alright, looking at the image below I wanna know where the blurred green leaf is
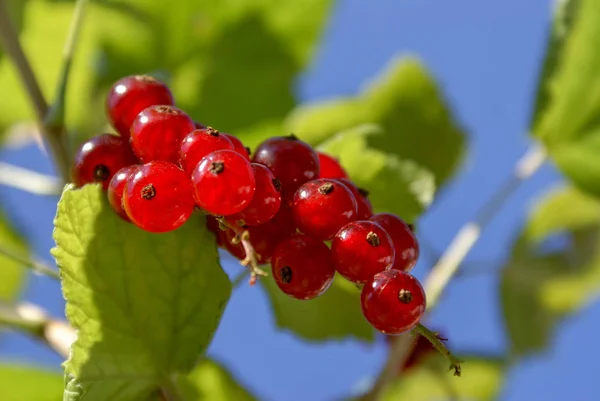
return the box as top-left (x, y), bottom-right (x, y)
top-left (0, 364), bottom-right (62, 401)
top-left (286, 57), bottom-right (466, 186)
top-left (381, 357), bottom-right (503, 401)
top-left (529, 0), bottom-right (600, 196)
top-left (501, 185), bottom-right (600, 357)
top-left (0, 1), bottom-right (123, 140)
top-left (53, 185), bottom-right (231, 401)
top-left (261, 274), bottom-right (374, 342)
top-left (0, 0), bottom-right (335, 146)
top-left (525, 184), bottom-right (600, 241)
top-left (0, 213), bottom-right (28, 301)
top-left (91, 0), bottom-right (336, 140)
top-left (177, 359), bottom-right (257, 401)
top-left (319, 124), bottom-right (435, 221)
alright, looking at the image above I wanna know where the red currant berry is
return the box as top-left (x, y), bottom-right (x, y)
top-left (370, 213), bottom-right (419, 272)
top-left (106, 75), bottom-right (174, 138)
top-left (318, 152), bottom-right (348, 179)
top-left (107, 165), bottom-right (140, 222)
top-left (271, 234), bottom-right (335, 300)
top-left (130, 105), bottom-right (195, 163)
top-left (337, 178), bottom-right (373, 220)
top-left (192, 150), bottom-right (256, 216)
top-left (253, 135), bottom-right (320, 199)
top-left (331, 220), bottom-right (395, 284)
top-left (72, 134), bottom-right (138, 190)
top-left (257, 203), bottom-right (297, 237)
top-left (179, 127), bottom-right (234, 175)
top-left (223, 133), bottom-right (251, 160)
top-left (292, 178), bottom-right (358, 240)
top-left (361, 269), bottom-right (426, 334)
top-left (123, 161), bottom-right (195, 233)
top-left (230, 164), bottom-right (281, 226)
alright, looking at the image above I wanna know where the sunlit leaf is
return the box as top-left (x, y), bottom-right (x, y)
top-left (53, 184), bottom-right (231, 400)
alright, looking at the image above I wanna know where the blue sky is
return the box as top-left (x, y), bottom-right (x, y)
top-left (2, 0), bottom-right (600, 400)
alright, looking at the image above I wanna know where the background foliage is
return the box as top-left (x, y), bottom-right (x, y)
top-left (0, 0), bottom-right (599, 400)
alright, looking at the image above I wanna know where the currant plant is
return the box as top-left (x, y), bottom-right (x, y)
top-left (1, 0), bottom-right (599, 401)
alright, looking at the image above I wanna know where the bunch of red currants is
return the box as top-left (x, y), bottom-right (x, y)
top-left (72, 75), bottom-right (427, 336)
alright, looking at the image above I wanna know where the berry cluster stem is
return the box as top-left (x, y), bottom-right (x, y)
top-left (0, 0), bottom-right (89, 182)
top-left (218, 218), bottom-right (268, 285)
top-left (414, 323), bottom-right (461, 376)
top-left (362, 144), bottom-right (546, 401)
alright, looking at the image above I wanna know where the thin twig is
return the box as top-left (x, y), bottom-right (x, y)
top-left (45, 0), bottom-right (89, 129)
top-left (0, 302), bottom-right (74, 358)
top-left (0, 162), bottom-right (62, 196)
top-left (362, 144), bottom-right (546, 401)
top-left (0, 243), bottom-right (61, 280)
top-left (218, 217), bottom-right (268, 284)
top-left (0, 0), bottom-right (48, 122)
top-left (423, 144), bottom-right (546, 307)
top-left (0, 0), bottom-right (76, 182)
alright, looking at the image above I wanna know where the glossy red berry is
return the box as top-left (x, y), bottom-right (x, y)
top-left (230, 164), bottom-right (281, 226)
top-left (370, 213), bottom-right (419, 272)
top-left (253, 135), bottom-right (320, 199)
top-left (361, 269), bottom-right (426, 334)
top-left (223, 133), bottom-right (251, 160)
top-left (271, 234), bottom-right (335, 300)
top-left (123, 161), bottom-right (195, 233)
top-left (331, 220), bottom-right (395, 284)
top-left (106, 75), bottom-right (174, 137)
top-left (337, 178), bottom-right (373, 220)
top-left (292, 178), bottom-right (358, 240)
top-left (318, 152), bottom-right (348, 179)
top-left (130, 105), bottom-right (195, 163)
top-left (256, 203), bottom-right (297, 237)
top-left (72, 134), bottom-right (138, 190)
top-left (179, 127), bottom-right (234, 175)
top-left (192, 150), bottom-right (256, 216)
top-left (107, 165), bottom-right (140, 222)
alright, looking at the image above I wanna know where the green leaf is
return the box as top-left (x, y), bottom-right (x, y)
top-left (261, 274), bottom-right (374, 342)
top-left (286, 57), bottom-right (466, 186)
top-left (177, 359), bottom-right (257, 401)
top-left (52, 184), bottom-right (231, 401)
top-left (525, 184), bottom-right (600, 241)
top-left (501, 185), bottom-right (600, 357)
top-left (0, 1), bottom-right (120, 139)
top-left (88, 0), bottom-right (335, 142)
top-left (319, 124), bottom-right (435, 221)
top-left (0, 364), bottom-right (63, 401)
top-left (0, 213), bottom-right (28, 301)
top-left (529, 0), bottom-right (600, 196)
top-left (500, 245), bottom-right (568, 357)
top-left (381, 357), bottom-right (503, 401)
